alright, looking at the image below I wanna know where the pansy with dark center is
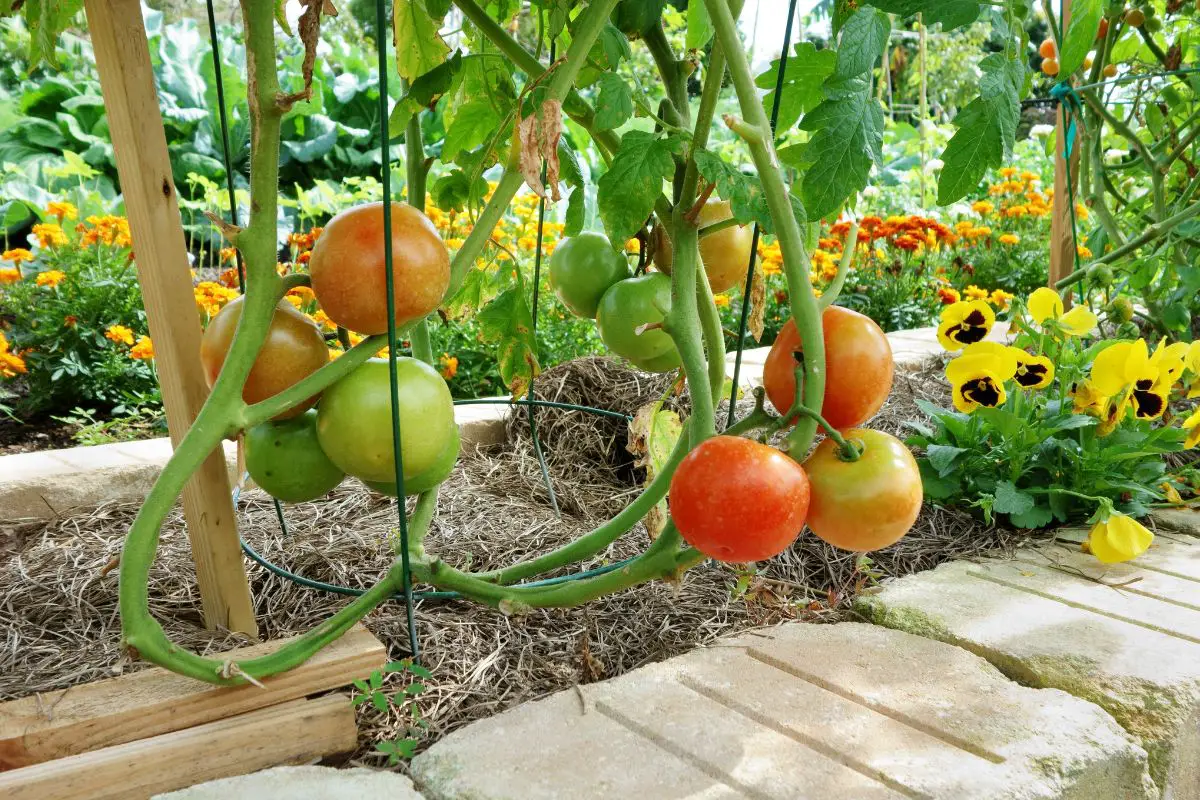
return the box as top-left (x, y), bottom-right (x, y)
top-left (962, 377), bottom-right (1002, 407)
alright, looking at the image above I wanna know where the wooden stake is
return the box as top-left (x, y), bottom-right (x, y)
top-left (1049, 0), bottom-right (1080, 297)
top-left (83, 0), bottom-right (256, 635)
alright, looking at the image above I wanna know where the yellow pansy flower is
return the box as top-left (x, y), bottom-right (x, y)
top-left (1086, 514), bottom-right (1153, 564)
top-left (1027, 287), bottom-right (1097, 337)
top-left (1183, 407), bottom-right (1200, 448)
top-left (1091, 339), bottom-right (1186, 422)
top-left (1012, 350), bottom-right (1055, 390)
top-left (937, 300), bottom-right (995, 351)
top-left (945, 342), bottom-right (1018, 413)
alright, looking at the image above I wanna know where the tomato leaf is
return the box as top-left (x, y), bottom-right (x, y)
top-left (865, 0), bottom-right (982, 31)
top-left (799, 75), bottom-right (884, 219)
top-left (17, 0), bottom-right (83, 70)
top-left (686, 1), bottom-right (714, 50)
top-left (594, 73), bottom-right (634, 132)
top-left (387, 51), bottom-right (463, 138)
top-left (597, 130), bottom-right (682, 246)
top-left (477, 271), bottom-right (541, 399)
top-left (936, 53), bottom-right (1023, 205)
top-left (693, 149), bottom-right (805, 234)
top-left (1058, 0), bottom-right (1102, 77)
top-left (833, 7), bottom-right (890, 80)
top-left (441, 56), bottom-right (516, 166)
top-left (392, 0), bottom-right (449, 82)
top-left (431, 169), bottom-right (488, 212)
top-left (755, 43), bottom-right (837, 135)
top-left (628, 402), bottom-right (683, 540)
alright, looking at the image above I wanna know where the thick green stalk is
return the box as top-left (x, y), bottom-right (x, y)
top-left (644, 23), bottom-right (687, 125)
top-left (406, 96), bottom-right (435, 368)
top-left (696, 269), bottom-right (726, 407)
top-left (703, 0), bottom-right (823, 458)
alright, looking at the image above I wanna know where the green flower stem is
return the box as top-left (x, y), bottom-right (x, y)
top-left (450, 0), bottom-right (620, 158)
top-left (1056, 198), bottom-right (1200, 289)
top-left (723, 386), bottom-right (773, 435)
top-left (667, 221), bottom-right (717, 445)
top-left (475, 420), bottom-right (693, 584)
top-left (703, 0), bottom-right (823, 461)
top-left (444, 0), bottom-right (619, 300)
top-left (280, 272), bottom-right (311, 293)
top-left (818, 221), bottom-right (859, 310)
top-left (118, 0), bottom-right (403, 685)
top-left (644, 23), bottom-right (687, 126)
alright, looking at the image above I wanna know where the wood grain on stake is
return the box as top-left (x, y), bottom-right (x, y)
top-left (1048, 0), bottom-right (1081, 298)
top-left (0, 625), bottom-right (384, 770)
top-left (83, 0), bottom-right (256, 633)
top-left (0, 695), bottom-right (357, 800)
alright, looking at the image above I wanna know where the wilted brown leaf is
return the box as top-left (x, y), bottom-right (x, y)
top-left (627, 401), bottom-right (683, 539)
top-left (516, 100), bottom-right (564, 201)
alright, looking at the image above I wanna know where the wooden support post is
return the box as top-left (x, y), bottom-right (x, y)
top-left (83, 0), bottom-right (257, 635)
top-left (1049, 0), bottom-right (1080, 296)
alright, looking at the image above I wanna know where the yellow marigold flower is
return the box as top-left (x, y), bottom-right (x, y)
top-left (445, 237), bottom-right (465, 250)
top-left (32, 222), bottom-right (68, 248)
top-left (105, 324), bottom-right (135, 346)
top-left (998, 167), bottom-right (1018, 178)
top-left (714, 294), bottom-right (731, 308)
top-left (287, 285), bottom-right (316, 305)
top-left (964, 285), bottom-right (990, 301)
top-left (2, 248), bottom-right (35, 264)
top-left (0, 268), bottom-right (21, 284)
top-left (966, 226), bottom-right (992, 240)
top-left (312, 309), bottom-right (337, 331)
top-left (945, 342), bottom-right (1018, 413)
top-left (1075, 202), bottom-right (1090, 221)
top-left (989, 289), bottom-right (1014, 308)
top-left (1077, 245), bottom-right (1092, 259)
top-left (36, 270), bottom-right (66, 288)
top-left (971, 200), bottom-right (994, 216)
top-left (439, 353), bottom-right (459, 380)
top-left (937, 300), bottom-right (995, 351)
top-left (1027, 287), bottom-right (1096, 337)
top-left (625, 238), bottom-right (641, 253)
top-left (220, 247), bottom-right (238, 263)
top-left (1086, 514), bottom-right (1153, 564)
top-left (129, 335), bottom-right (155, 360)
top-left (517, 236), bottom-right (538, 251)
top-left (1020, 171), bottom-right (1039, 183)
top-left (284, 294), bottom-right (303, 309)
top-left (45, 201), bottom-right (78, 221)
top-left (998, 233), bottom-right (1020, 246)
top-left (0, 331), bottom-right (27, 378)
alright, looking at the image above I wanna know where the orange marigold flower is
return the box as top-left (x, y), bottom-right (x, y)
top-left (439, 353), bottom-right (459, 380)
top-left (990, 289), bottom-right (1014, 308)
top-left (64, 315), bottom-right (78, 328)
top-left (2, 248), bottom-right (35, 264)
top-left (32, 222), bottom-right (68, 248)
top-left (36, 270), bottom-right (66, 288)
top-left (860, 215), bottom-right (883, 229)
top-left (312, 309), bottom-right (337, 331)
top-left (45, 201), bottom-right (78, 221)
top-left (129, 335), bottom-right (155, 360)
top-left (0, 331), bottom-right (27, 378)
top-left (218, 268), bottom-right (240, 288)
top-left (1077, 245), bottom-right (1093, 259)
top-left (1020, 171), bottom-right (1039, 183)
top-left (105, 324), bottom-right (135, 346)
top-left (714, 294), bottom-right (731, 308)
top-left (220, 247), bottom-right (238, 263)
top-left (971, 200), bottom-right (994, 216)
top-left (998, 167), bottom-right (1018, 178)
top-left (0, 268), bottom-right (21, 284)
top-left (937, 287), bottom-right (961, 305)
top-left (999, 233), bottom-right (1020, 246)
top-left (287, 285), bottom-right (316, 305)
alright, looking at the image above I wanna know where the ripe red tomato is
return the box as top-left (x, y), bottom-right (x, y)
top-left (245, 410), bottom-right (344, 502)
top-left (670, 436), bottom-right (810, 563)
top-left (199, 295), bottom-right (328, 419)
top-left (548, 232), bottom-right (631, 318)
top-left (309, 202), bottom-right (449, 335)
top-left (803, 429), bottom-right (922, 552)
top-left (763, 306), bottom-right (894, 429)
top-left (316, 357), bottom-right (456, 484)
top-left (595, 273), bottom-right (681, 372)
top-left (1038, 38), bottom-right (1057, 59)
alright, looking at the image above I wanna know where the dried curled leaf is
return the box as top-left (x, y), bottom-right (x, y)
top-left (627, 401), bottom-right (683, 540)
top-left (748, 264), bottom-right (766, 342)
top-left (297, 0), bottom-right (337, 100)
top-left (516, 99), bottom-right (564, 202)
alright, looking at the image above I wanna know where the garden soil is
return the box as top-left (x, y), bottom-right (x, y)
top-left (0, 357), bottom-right (1033, 769)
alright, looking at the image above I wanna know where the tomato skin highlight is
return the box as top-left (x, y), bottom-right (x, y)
top-left (199, 295), bottom-right (329, 420)
top-left (670, 436), bottom-right (810, 563)
top-left (548, 232), bottom-right (632, 319)
top-left (316, 357), bottom-right (456, 484)
top-left (803, 429), bottom-right (922, 552)
top-left (309, 202), bottom-right (449, 335)
top-left (763, 306), bottom-right (894, 429)
top-left (596, 273), bottom-right (682, 372)
top-left (245, 410), bottom-right (345, 503)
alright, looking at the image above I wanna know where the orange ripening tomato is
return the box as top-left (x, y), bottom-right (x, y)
top-left (1041, 58), bottom-right (1060, 76)
top-left (803, 429), bottom-right (922, 552)
top-left (309, 202), bottom-right (449, 335)
top-left (1038, 38), bottom-right (1057, 59)
top-left (763, 306), bottom-right (894, 429)
top-left (670, 436), bottom-right (810, 563)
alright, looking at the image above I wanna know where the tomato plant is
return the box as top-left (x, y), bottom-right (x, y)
top-left (656, 200), bottom-right (755, 294)
top-left (309, 202), bottom-right (450, 335)
top-left (763, 306), bottom-right (894, 429)
top-left (199, 296), bottom-right (328, 420)
top-left (669, 436), bottom-right (810, 563)
top-left (245, 410), bottom-right (344, 503)
top-left (548, 232), bottom-right (631, 319)
top-left (596, 273), bottom-right (681, 372)
top-left (317, 358), bottom-right (457, 485)
top-left (803, 430), bottom-right (922, 552)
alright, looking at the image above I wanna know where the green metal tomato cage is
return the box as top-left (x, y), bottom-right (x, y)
top-left (201, 0), bottom-right (792, 660)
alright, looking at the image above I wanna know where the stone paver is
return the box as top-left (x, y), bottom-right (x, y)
top-left (411, 622), bottom-right (1155, 799)
top-left (856, 529), bottom-right (1200, 797)
top-left (153, 765), bottom-right (424, 799)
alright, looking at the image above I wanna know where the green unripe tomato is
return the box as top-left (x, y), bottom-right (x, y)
top-left (1144, 16), bottom-right (1162, 32)
top-left (611, 0), bottom-right (667, 38)
top-left (1089, 264), bottom-right (1114, 286)
top-left (1107, 296), bottom-right (1134, 323)
top-left (548, 232), bottom-right (632, 319)
top-left (366, 425), bottom-right (460, 497)
top-left (596, 273), bottom-right (682, 373)
top-left (317, 357), bottom-right (456, 484)
top-left (245, 410), bottom-right (344, 503)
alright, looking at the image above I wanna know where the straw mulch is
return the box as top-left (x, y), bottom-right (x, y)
top-left (0, 356), bottom-right (1032, 767)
